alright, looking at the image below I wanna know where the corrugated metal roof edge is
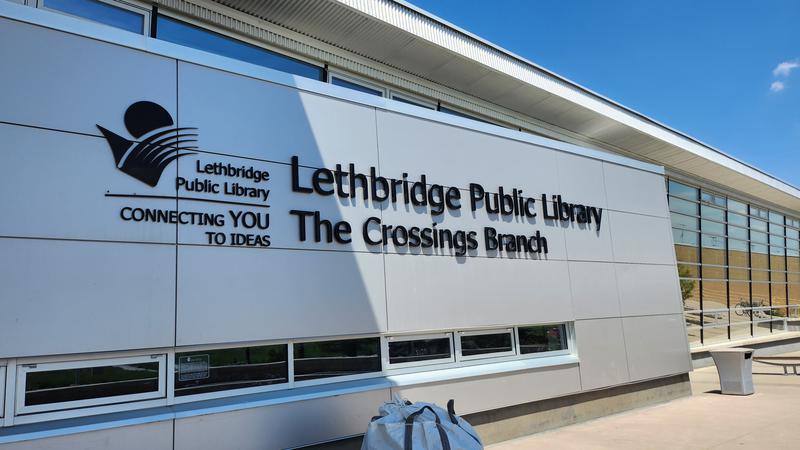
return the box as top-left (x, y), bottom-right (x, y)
top-left (387, 0), bottom-right (800, 193)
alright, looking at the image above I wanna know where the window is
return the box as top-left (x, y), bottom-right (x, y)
top-left (728, 199), bottom-right (748, 215)
top-left (42, 0), bottom-right (146, 34)
top-left (386, 333), bottom-right (454, 368)
top-left (329, 74), bottom-right (385, 96)
top-left (16, 355), bottom-right (165, 415)
top-left (390, 93), bottom-right (436, 110)
top-left (669, 197), bottom-right (697, 216)
top-left (701, 191), bottom-right (726, 208)
top-left (728, 212), bottom-right (748, 227)
top-left (517, 324), bottom-right (568, 355)
top-left (671, 213), bottom-right (698, 230)
top-left (668, 181), bottom-right (698, 200)
top-left (156, 16), bottom-right (324, 80)
top-left (175, 344), bottom-right (288, 397)
top-left (458, 329), bottom-right (515, 360)
top-left (700, 205), bottom-right (725, 222)
top-left (439, 105), bottom-right (495, 125)
top-left (293, 337), bottom-right (381, 382)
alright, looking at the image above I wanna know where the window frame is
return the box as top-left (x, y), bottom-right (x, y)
top-left (38, 0), bottom-right (151, 36)
top-left (515, 323), bottom-right (572, 359)
top-left (383, 332), bottom-right (455, 370)
top-left (15, 354), bottom-right (166, 417)
top-left (456, 328), bottom-right (517, 361)
top-left (171, 341), bottom-right (291, 404)
top-left (327, 71), bottom-right (387, 97)
top-left (291, 334), bottom-right (385, 388)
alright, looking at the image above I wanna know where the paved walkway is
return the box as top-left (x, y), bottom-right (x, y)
top-left (491, 352), bottom-right (800, 450)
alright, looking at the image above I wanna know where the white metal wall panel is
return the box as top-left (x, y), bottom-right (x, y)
top-left (0, 421), bottom-right (173, 450)
top-left (0, 238), bottom-right (176, 358)
top-left (567, 262), bottom-right (620, 320)
top-left (173, 389), bottom-right (390, 450)
top-left (390, 364), bottom-right (581, 415)
top-left (622, 314), bottom-right (692, 382)
top-left (573, 318), bottom-right (630, 390)
top-left (0, 17), bottom-right (175, 136)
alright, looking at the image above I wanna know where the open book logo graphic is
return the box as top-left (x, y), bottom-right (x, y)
top-left (97, 101), bottom-right (197, 187)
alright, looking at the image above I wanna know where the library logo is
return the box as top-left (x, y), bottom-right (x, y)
top-left (97, 101), bottom-right (198, 187)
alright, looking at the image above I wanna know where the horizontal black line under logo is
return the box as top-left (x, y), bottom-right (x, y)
top-left (105, 193), bottom-right (270, 209)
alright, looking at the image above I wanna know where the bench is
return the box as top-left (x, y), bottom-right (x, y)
top-left (753, 357), bottom-right (800, 375)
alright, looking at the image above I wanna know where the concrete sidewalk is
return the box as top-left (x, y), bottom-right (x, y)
top-left (491, 352), bottom-right (800, 450)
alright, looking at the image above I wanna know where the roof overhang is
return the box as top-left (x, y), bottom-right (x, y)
top-left (214, 0), bottom-right (800, 211)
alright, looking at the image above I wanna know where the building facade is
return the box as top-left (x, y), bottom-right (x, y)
top-left (0, 1), bottom-right (797, 449)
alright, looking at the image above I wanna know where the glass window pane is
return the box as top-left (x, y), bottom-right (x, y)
top-left (25, 362), bottom-right (159, 406)
top-left (728, 239), bottom-right (749, 267)
top-left (680, 278), bottom-right (700, 311)
top-left (388, 337), bottom-right (452, 365)
top-left (293, 338), bottom-right (381, 381)
top-left (729, 267), bottom-right (749, 280)
top-left (751, 218), bottom-right (768, 231)
top-left (751, 207), bottom-right (769, 219)
top-left (788, 239), bottom-right (800, 250)
top-left (668, 181), bottom-right (698, 200)
top-left (702, 280), bottom-right (727, 310)
top-left (769, 223), bottom-right (785, 236)
top-left (460, 332), bottom-right (513, 357)
top-left (728, 199), bottom-right (748, 214)
top-left (789, 253), bottom-right (800, 272)
top-left (751, 231), bottom-right (768, 244)
top-left (787, 229), bottom-right (799, 240)
top-left (331, 76), bottom-right (384, 96)
top-left (518, 325), bottom-right (567, 354)
top-left (391, 95), bottom-right (435, 109)
top-left (773, 283), bottom-right (788, 306)
top-left (702, 235), bottom-right (726, 265)
top-left (156, 16), bottom-right (323, 80)
top-left (770, 235), bottom-right (786, 247)
top-left (702, 266), bottom-right (726, 280)
top-left (671, 213), bottom-right (699, 230)
top-left (701, 219), bottom-right (725, 236)
top-left (673, 229), bottom-right (699, 262)
top-left (438, 106), bottom-right (494, 124)
top-left (175, 345), bottom-right (287, 396)
top-left (772, 272), bottom-right (787, 283)
top-left (752, 270), bottom-right (770, 282)
top-left (44, 0), bottom-right (143, 34)
top-left (677, 263), bottom-right (699, 278)
top-left (701, 191), bottom-right (726, 207)
top-left (728, 212), bottom-right (748, 227)
top-left (752, 283), bottom-right (770, 308)
top-left (769, 211), bottom-right (785, 224)
top-left (701, 205), bottom-right (725, 222)
top-left (728, 226), bottom-right (747, 240)
top-left (669, 197), bottom-right (697, 215)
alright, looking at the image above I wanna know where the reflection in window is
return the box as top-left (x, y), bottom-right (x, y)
top-left (669, 197), bottom-right (697, 215)
top-left (294, 338), bottom-right (381, 381)
top-left (156, 16), bottom-right (324, 80)
top-left (330, 76), bottom-right (384, 96)
top-left (668, 181), bottom-right (698, 200)
top-left (24, 361), bottom-right (159, 407)
top-left (388, 336), bottom-right (452, 365)
top-left (518, 325), bottom-right (567, 354)
top-left (439, 106), bottom-right (494, 125)
top-left (460, 331), bottom-right (514, 357)
top-left (43, 0), bottom-right (144, 34)
top-left (175, 345), bottom-right (288, 396)
top-left (391, 95), bottom-right (436, 109)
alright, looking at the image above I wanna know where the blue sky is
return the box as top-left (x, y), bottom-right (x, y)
top-left (410, 0), bottom-right (800, 186)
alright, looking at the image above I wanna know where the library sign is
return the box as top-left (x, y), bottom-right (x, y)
top-left (98, 101), bottom-right (603, 256)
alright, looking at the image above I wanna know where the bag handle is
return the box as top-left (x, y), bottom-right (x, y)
top-left (403, 406), bottom-right (451, 450)
top-left (446, 399), bottom-right (482, 446)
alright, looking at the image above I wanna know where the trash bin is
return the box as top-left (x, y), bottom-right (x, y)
top-left (710, 348), bottom-right (754, 395)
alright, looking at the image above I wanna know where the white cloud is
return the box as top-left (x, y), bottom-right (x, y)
top-left (770, 81), bottom-right (785, 92)
top-left (773, 60), bottom-right (799, 77)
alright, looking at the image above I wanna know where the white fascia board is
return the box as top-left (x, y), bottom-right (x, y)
top-left (339, 0), bottom-right (800, 199)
